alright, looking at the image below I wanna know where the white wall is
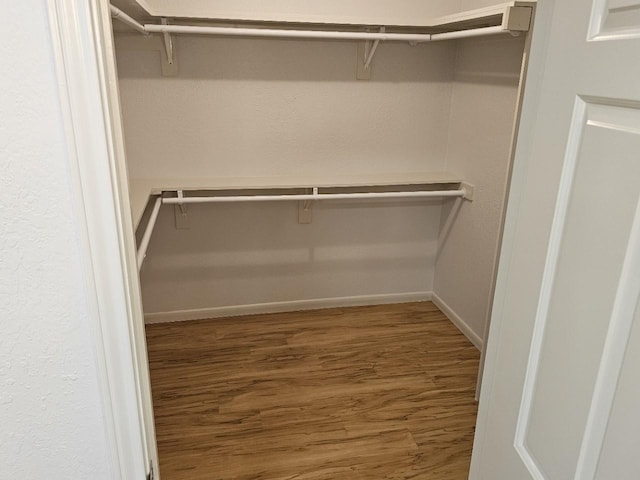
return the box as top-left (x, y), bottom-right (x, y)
top-left (0, 2), bottom-right (112, 479)
top-left (116, 36), bottom-right (457, 316)
top-left (118, 36), bottom-right (455, 179)
top-left (433, 35), bottom-right (525, 344)
top-left (142, 201), bottom-right (442, 316)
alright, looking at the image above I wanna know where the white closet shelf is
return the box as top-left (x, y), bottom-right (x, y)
top-left (111, 2), bottom-right (534, 41)
top-left (112, 1), bottom-right (534, 32)
top-left (130, 172), bottom-right (466, 229)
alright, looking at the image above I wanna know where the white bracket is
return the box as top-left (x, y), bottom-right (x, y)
top-left (298, 187), bottom-right (317, 224)
top-left (502, 6), bottom-right (533, 33)
top-left (176, 190), bottom-right (186, 213)
top-left (161, 18), bottom-right (174, 64)
top-left (461, 182), bottom-right (475, 201)
top-left (174, 190), bottom-right (189, 229)
top-left (356, 27), bottom-right (384, 80)
top-left (364, 27), bottom-right (384, 70)
top-left (298, 200), bottom-right (313, 224)
top-left (159, 18), bottom-right (178, 76)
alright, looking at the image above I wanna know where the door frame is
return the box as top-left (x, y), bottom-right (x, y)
top-left (47, 0), bottom-right (157, 478)
top-left (46, 0), bottom-right (560, 478)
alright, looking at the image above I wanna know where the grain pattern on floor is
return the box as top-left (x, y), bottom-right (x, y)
top-left (146, 302), bottom-right (480, 480)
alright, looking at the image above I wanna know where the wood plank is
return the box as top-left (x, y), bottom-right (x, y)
top-left (146, 302), bottom-right (480, 479)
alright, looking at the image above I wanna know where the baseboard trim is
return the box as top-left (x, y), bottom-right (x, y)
top-left (145, 292), bottom-right (433, 324)
top-left (431, 292), bottom-right (483, 350)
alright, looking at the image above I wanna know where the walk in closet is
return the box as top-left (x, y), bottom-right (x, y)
top-left (109, 1), bottom-right (536, 478)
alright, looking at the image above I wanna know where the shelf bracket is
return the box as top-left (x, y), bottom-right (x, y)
top-left (461, 182), bottom-right (475, 201)
top-left (364, 27), bottom-right (384, 70)
top-left (298, 200), bottom-right (313, 224)
top-left (176, 190), bottom-right (187, 214)
top-left (356, 27), bottom-right (384, 81)
top-left (174, 190), bottom-right (189, 229)
top-left (298, 187), bottom-right (317, 224)
top-left (502, 6), bottom-right (533, 33)
top-left (161, 18), bottom-right (175, 65)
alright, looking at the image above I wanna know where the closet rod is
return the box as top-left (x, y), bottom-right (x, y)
top-left (137, 196), bottom-right (162, 272)
top-left (162, 189), bottom-right (468, 205)
top-left (110, 5), bottom-right (510, 42)
top-left (109, 5), bottom-right (147, 34)
top-left (143, 24), bottom-right (507, 42)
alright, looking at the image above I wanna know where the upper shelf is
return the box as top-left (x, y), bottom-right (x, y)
top-left (111, 1), bottom-right (533, 75)
top-left (111, 1), bottom-right (534, 34)
top-left (129, 172), bottom-right (464, 229)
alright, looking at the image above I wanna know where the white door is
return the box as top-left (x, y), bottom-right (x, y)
top-left (470, 0), bottom-right (640, 478)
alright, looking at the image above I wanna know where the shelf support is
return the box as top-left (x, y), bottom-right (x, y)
top-left (364, 27), bottom-right (384, 70)
top-left (161, 18), bottom-right (175, 65)
top-left (502, 5), bottom-right (533, 32)
top-left (461, 182), bottom-right (475, 201)
top-left (176, 190), bottom-right (187, 213)
top-left (298, 187), bottom-right (317, 224)
top-left (174, 190), bottom-right (189, 229)
top-left (137, 196), bottom-right (162, 272)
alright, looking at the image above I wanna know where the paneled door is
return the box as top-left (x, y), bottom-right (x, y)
top-left (470, 0), bottom-right (640, 478)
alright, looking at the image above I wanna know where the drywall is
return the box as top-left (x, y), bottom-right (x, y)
top-left (0, 2), bottom-right (112, 479)
top-left (141, 200), bottom-right (441, 316)
top-left (433, 35), bottom-right (526, 343)
top-left (115, 35), bottom-right (457, 316)
top-left (118, 36), bottom-right (455, 179)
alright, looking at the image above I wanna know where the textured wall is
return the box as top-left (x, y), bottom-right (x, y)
top-left (117, 37), bottom-right (456, 180)
top-left (116, 36), bottom-right (456, 316)
top-left (434, 35), bottom-right (526, 343)
top-left (0, 2), bottom-right (112, 478)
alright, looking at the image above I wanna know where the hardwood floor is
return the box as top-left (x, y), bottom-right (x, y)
top-left (146, 302), bottom-right (480, 480)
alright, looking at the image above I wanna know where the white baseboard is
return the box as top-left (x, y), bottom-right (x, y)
top-left (431, 292), bottom-right (483, 350)
top-left (145, 291), bottom-right (433, 324)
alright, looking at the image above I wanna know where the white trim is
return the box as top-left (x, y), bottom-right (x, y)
top-left (431, 292), bottom-right (483, 350)
top-left (145, 292), bottom-right (433, 323)
top-left (46, 1), bottom-right (154, 478)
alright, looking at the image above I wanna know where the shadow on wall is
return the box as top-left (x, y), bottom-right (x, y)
top-left (453, 35), bottom-right (526, 86)
top-left (115, 34), bottom-right (525, 85)
top-left (115, 34), bottom-right (458, 82)
top-left (139, 200), bottom-right (444, 311)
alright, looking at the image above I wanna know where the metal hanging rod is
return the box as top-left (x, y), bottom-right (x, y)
top-left (162, 187), bottom-right (471, 205)
top-left (110, 5), bottom-right (511, 43)
top-left (110, 5), bottom-right (147, 34)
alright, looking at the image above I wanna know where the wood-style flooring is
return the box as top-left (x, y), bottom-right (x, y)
top-left (146, 302), bottom-right (480, 480)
